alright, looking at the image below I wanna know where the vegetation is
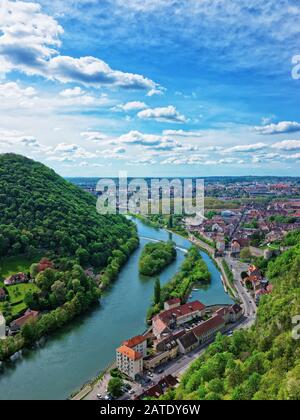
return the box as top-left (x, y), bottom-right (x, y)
top-left (0, 264), bottom-right (101, 360)
top-left (167, 237), bottom-right (300, 400)
top-left (0, 154), bottom-right (139, 358)
top-left (147, 246), bottom-right (210, 320)
top-left (139, 241), bottom-right (177, 276)
top-left (0, 154), bottom-right (137, 267)
top-left (108, 377), bottom-right (124, 398)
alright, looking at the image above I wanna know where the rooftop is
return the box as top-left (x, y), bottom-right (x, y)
top-left (116, 345), bottom-right (142, 361)
top-left (123, 335), bottom-right (147, 348)
top-left (192, 315), bottom-right (225, 338)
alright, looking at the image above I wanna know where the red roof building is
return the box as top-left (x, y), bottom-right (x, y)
top-left (153, 300), bottom-right (206, 339)
top-left (10, 309), bottom-right (39, 332)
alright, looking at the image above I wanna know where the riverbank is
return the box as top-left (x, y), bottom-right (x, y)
top-left (0, 219), bottom-right (233, 400)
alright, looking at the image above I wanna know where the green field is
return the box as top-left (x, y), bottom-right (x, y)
top-left (0, 253), bottom-right (43, 284)
top-left (0, 253), bottom-right (42, 319)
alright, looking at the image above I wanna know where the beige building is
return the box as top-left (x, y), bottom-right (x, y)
top-left (0, 312), bottom-right (6, 340)
top-left (122, 335), bottom-right (147, 357)
top-left (153, 300), bottom-right (206, 339)
top-left (116, 345), bottom-right (143, 379)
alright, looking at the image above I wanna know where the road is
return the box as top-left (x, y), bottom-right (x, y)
top-left (224, 254), bottom-right (257, 327)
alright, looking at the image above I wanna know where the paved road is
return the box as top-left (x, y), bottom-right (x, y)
top-left (224, 254), bottom-right (256, 327)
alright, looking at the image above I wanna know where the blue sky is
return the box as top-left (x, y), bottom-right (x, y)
top-left (1, 0), bottom-right (300, 176)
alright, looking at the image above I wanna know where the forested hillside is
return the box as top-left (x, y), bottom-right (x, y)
top-left (0, 154), bottom-right (137, 268)
top-left (165, 240), bottom-right (300, 400)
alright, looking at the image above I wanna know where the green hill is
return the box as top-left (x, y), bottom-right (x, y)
top-left (0, 153), bottom-right (137, 267)
top-left (165, 240), bottom-right (300, 400)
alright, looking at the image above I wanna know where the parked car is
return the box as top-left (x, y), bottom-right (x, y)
top-left (128, 389), bottom-right (135, 395)
top-left (96, 394), bottom-right (102, 400)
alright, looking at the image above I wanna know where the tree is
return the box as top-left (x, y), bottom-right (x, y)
top-left (30, 263), bottom-right (39, 279)
top-left (240, 247), bottom-right (252, 261)
top-left (107, 377), bottom-right (124, 398)
top-left (51, 280), bottom-right (67, 305)
top-left (154, 278), bottom-right (161, 305)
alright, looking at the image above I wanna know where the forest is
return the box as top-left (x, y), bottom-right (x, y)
top-left (0, 154), bottom-right (139, 359)
top-left (139, 241), bottom-right (177, 276)
top-left (162, 237), bottom-right (300, 400)
top-left (0, 154), bottom-right (137, 266)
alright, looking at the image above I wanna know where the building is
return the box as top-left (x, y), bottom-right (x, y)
top-left (228, 304), bottom-right (243, 322)
top-left (137, 375), bottom-right (178, 400)
top-left (4, 273), bottom-right (28, 286)
top-left (0, 313), bottom-right (6, 339)
top-left (122, 335), bottom-right (148, 357)
top-left (177, 331), bottom-right (198, 354)
top-left (10, 309), bottom-right (39, 334)
top-left (153, 300), bottom-right (206, 339)
top-left (116, 345), bottom-right (143, 380)
top-left (0, 288), bottom-right (6, 301)
top-left (192, 314), bottom-right (225, 345)
top-left (164, 298), bottom-right (181, 311)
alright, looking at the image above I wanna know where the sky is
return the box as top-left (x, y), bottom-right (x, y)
top-left (1, 0), bottom-right (300, 177)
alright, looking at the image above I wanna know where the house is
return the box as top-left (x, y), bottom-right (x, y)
top-left (4, 272), bottom-right (28, 286)
top-left (153, 300), bottom-right (206, 339)
top-left (229, 304), bottom-right (243, 322)
top-left (0, 313), bottom-right (6, 340)
top-left (144, 338), bottom-right (179, 370)
top-left (116, 345), bottom-right (143, 380)
top-left (10, 309), bottom-right (39, 333)
top-left (0, 288), bottom-right (6, 301)
top-left (231, 240), bottom-right (241, 256)
top-left (137, 375), bottom-right (178, 400)
top-left (164, 298), bottom-right (181, 311)
top-left (122, 335), bottom-right (148, 358)
top-left (192, 314), bottom-right (225, 345)
top-left (177, 331), bottom-right (198, 354)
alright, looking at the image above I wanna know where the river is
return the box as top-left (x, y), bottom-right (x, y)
top-left (0, 219), bottom-right (233, 400)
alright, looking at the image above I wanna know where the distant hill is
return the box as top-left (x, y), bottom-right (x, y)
top-left (0, 154), bottom-right (137, 268)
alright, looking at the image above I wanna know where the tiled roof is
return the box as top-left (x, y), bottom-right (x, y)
top-left (192, 315), bottom-right (224, 338)
top-left (178, 331), bottom-right (198, 349)
top-left (157, 300), bottom-right (205, 325)
top-left (10, 310), bottom-right (39, 329)
top-left (123, 335), bottom-right (147, 348)
top-left (166, 298), bottom-right (181, 306)
top-left (116, 345), bottom-right (142, 361)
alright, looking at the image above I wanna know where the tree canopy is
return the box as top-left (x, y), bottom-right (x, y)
top-left (139, 241), bottom-right (177, 276)
top-left (171, 235), bottom-right (300, 400)
top-left (0, 154), bottom-right (137, 268)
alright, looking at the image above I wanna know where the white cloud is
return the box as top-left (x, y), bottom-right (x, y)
top-left (137, 106), bottom-right (187, 123)
top-left (113, 101), bottom-right (147, 112)
top-left (223, 143), bottom-right (267, 153)
top-left (162, 129), bottom-right (203, 137)
top-left (59, 87), bottom-right (85, 97)
top-left (254, 121), bottom-right (300, 135)
top-left (271, 140), bottom-right (300, 151)
top-left (0, 129), bottom-right (40, 147)
top-left (146, 88), bottom-right (164, 97)
top-left (81, 131), bottom-right (108, 142)
top-left (0, 0), bottom-right (160, 92)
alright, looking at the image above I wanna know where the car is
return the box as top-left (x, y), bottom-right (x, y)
top-left (128, 389), bottom-right (135, 395)
top-left (96, 394), bottom-right (102, 400)
top-left (158, 369), bottom-right (164, 374)
top-left (104, 395), bottom-right (111, 400)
